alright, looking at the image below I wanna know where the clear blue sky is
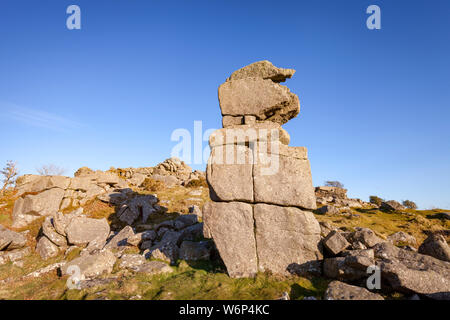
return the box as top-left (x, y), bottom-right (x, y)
top-left (0, 0), bottom-right (449, 209)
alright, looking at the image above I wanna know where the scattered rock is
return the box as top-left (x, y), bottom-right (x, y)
top-left (0, 225), bottom-right (27, 251)
top-left (418, 234), bottom-right (450, 262)
top-left (105, 226), bottom-right (135, 249)
top-left (387, 231), bottom-right (417, 247)
top-left (324, 249), bottom-right (374, 281)
top-left (324, 281), bottom-right (384, 300)
top-left (66, 217), bottom-right (110, 247)
top-left (36, 236), bottom-right (60, 260)
top-left (61, 249), bottom-right (116, 279)
top-left (179, 241), bottom-right (211, 261)
top-left (0, 247), bottom-right (31, 265)
top-left (119, 254), bottom-right (146, 269)
top-left (323, 230), bottom-right (350, 255)
top-left (351, 228), bottom-right (384, 248)
top-left (317, 205), bottom-right (340, 215)
top-left (132, 261), bottom-right (173, 275)
top-left (380, 200), bottom-right (405, 212)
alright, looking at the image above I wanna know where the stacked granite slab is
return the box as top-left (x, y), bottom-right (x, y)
top-left (204, 61), bottom-right (322, 278)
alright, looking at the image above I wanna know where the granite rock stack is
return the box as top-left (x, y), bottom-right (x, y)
top-left (204, 60), bottom-right (322, 278)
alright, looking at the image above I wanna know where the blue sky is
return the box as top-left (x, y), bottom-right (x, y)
top-left (0, 0), bottom-right (449, 209)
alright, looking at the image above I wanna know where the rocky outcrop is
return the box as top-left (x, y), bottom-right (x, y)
top-left (0, 225), bottom-right (29, 265)
top-left (12, 158), bottom-right (203, 228)
top-left (35, 208), bottom-right (111, 260)
top-left (204, 61), bottom-right (322, 278)
top-left (12, 173), bottom-right (125, 228)
top-left (315, 186), bottom-right (371, 209)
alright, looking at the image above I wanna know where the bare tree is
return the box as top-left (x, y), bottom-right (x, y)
top-left (36, 164), bottom-right (66, 176)
top-left (325, 180), bottom-right (344, 188)
top-left (1, 160), bottom-right (19, 195)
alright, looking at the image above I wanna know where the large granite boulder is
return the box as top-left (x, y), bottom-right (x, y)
top-left (206, 144), bottom-right (254, 202)
top-left (253, 151), bottom-right (316, 210)
top-left (380, 200), bottom-right (405, 211)
top-left (12, 188), bottom-right (65, 228)
top-left (254, 204), bottom-right (322, 274)
top-left (218, 77), bottom-right (299, 125)
top-left (373, 242), bottom-right (450, 299)
top-left (203, 201), bottom-right (258, 278)
top-left (65, 217), bottom-right (110, 247)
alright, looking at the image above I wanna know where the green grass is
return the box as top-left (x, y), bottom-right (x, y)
top-left (60, 260), bottom-right (329, 300)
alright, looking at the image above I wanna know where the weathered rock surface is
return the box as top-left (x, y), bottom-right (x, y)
top-left (105, 226), bottom-right (135, 249)
top-left (179, 241), bottom-right (212, 261)
top-left (254, 204), bottom-right (322, 274)
top-left (119, 254), bottom-right (146, 269)
top-left (253, 154), bottom-right (316, 210)
top-left (323, 230), bottom-right (350, 255)
top-left (317, 205), bottom-right (340, 215)
top-left (117, 194), bottom-right (158, 225)
top-left (12, 188), bottom-right (65, 228)
top-left (418, 234), bottom-right (450, 262)
top-left (324, 281), bottom-right (384, 300)
top-left (387, 231), bottom-right (417, 247)
top-left (209, 122), bottom-right (290, 147)
top-left (218, 77), bottom-right (299, 125)
top-left (0, 225), bottom-right (27, 250)
top-left (42, 216), bottom-right (67, 247)
top-left (65, 217), bottom-right (110, 247)
top-left (323, 249), bottom-right (374, 281)
top-left (36, 236), bottom-right (59, 260)
top-left (373, 242), bottom-right (450, 299)
top-left (132, 261), bottom-right (173, 275)
top-left (380, 200), bottom-right (405, 211)
top-left (61, 249), bottom-right (116, 279)
top-left (0, 247), bottom-right (31, 265)
top-left (351, 228), bottom-right (384, 248)
top-left (226, 60), bottom-right (295, 83)
top-left (207, 145), bottom-right (254, 202)
top-left (203, 201), bottom-right (257, 278)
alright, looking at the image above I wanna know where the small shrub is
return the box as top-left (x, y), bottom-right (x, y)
top-left (402, 200), bottom-right (417, 210)
top-left (324, 180), bottom-right (344, 188)
top-left (369, 195), bottom-right (383, 206)
top-left (185, 177), bottom-right (208, 188)
top-left (141, 177), bottom-right (165, 192)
